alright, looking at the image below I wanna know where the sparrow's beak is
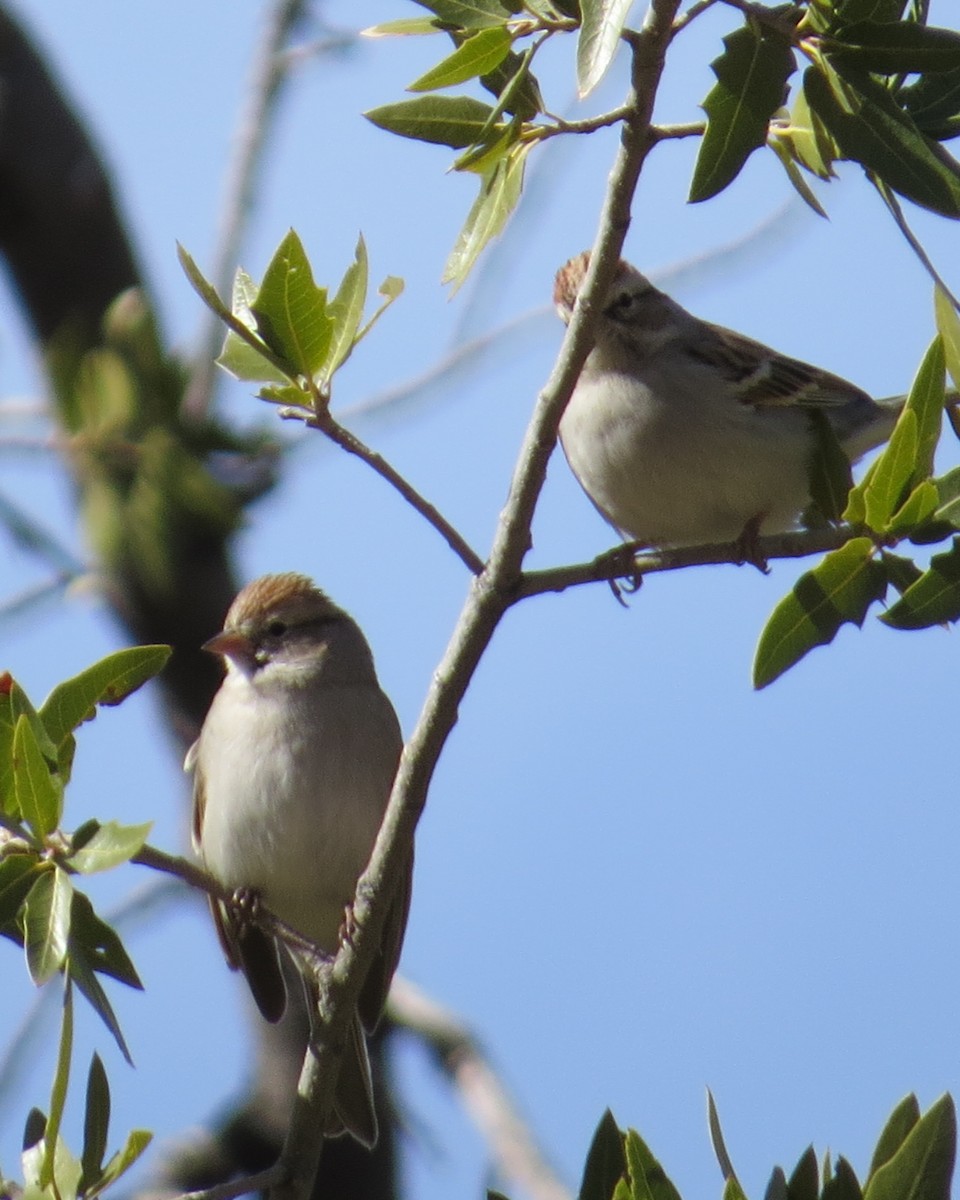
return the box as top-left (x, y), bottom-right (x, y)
top-left (202, 630), bottom-right (256, 670)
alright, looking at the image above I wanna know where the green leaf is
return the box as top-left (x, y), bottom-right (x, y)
top-left (13, 716), bottom-right (61, 840)
top-left (365, 94), bottom-right (499, 147)
top-left (412, 0), bottom-right (513, 29)
top-left (807, 409), bottom-right (854, 522)
top-left (444, 140), bottom-right (529, 287)
top-left (933, 465), bottom-right (960, 526)
top-left (881, 550), bottom-right (925, 594)
top-left (769, 136), bottom-right (831, 216)
top-left (409, 27), bottom-right (513, 91)
top-left (577, 0), bottom-right (634, 98)
top-left (765, 1167), bottom-right (788, 1200)
top-left (722, 1180), bottom-right (749, 1200)
top-left (888, 481), bottom-right (940, 534)
top-left (579, 1110), bottom-right (627, 1200)
top-left (79, 1054), bottom-right (110, 1194)
top-left (41, 980), bottom-right (73, 1189)
top-left (881, 536), bottom-right (960, 628)
top-left (836, 0), bottom-right (905, 21)
top-left (690, 21), bottom-right (796, 202)
top-left (857, 409), bottom-right (917, 529)
top-left (363, 16), bottom-right (441, 36)
top-left (868, 1095), bottom-right (921, 1184)
top-left (24, 868), bottom-right (72, 985)
top-left (787, 1145), bottom-right (819, 1200)
top-left (783, 84), bottom-right (838, 179)
top-left (354, 275), bottom-right (405, 347)
top-left (863, 1094), bottom-right (955, 1200)
top-left (252, 230), bottom-right (334, 379)
top-left (480, 47), bottom-right (543, 120)
top-left (68, 821), bottom-right (152, 875)
top-left (95, 1130), bottom-right (153, 1195)
top-left (903, 336), bottom-right (947, 486)
top-left (898, 67), bottom-right (960, 141)
top-left (934, 287), bottom-right (960, 391)
top-left (803, 65), bottom-right (960, 217)
top-left (753, 537), bottom-right (887, 688)
top-left (324, 235), bottom-right (370, 383)
top-left (707, 1089), bottom-right (741, 1186)
top-left (0, 853), bottom-right (41, 927)
top-left (69, 948), bottom-right (134, 1065)
top-left (623, 1129), bottom-right (682, 1200)
top-left (827, 22), bottom-right (960, 75)
top-left (821, 1156), bottom-right (864, 1200)
top-left (70, 890), bottom-right (142, 989)
top-left (39, 646), bottom-right (171, 749)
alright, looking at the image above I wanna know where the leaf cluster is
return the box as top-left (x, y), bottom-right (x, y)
top-left (489, 1096), bottom-right (956, 1200)
top-left (0, 647), bottom-right (168, 1199)
top-left (754, 292), bottom-right (960, 686)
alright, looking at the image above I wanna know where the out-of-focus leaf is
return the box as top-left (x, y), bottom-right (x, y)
top-left (14, 716), bottom-right (61, 840)
top-left (70, 891), bottom-right (142, 989)
top-left (443, 141), bottom-right (530, 287)
top-left (411, 0), bottom-right (513, 29)
top-left (252, 230), bottom-right (334, 378)
top-left (867, 1095), bottom-right (921, 1184)
top-left (836, 0), bottom-right (906, 22)
top-left (39, 646), bottom-right (171, 748)
top-left (821, 1156), bottom-right (864, 1200)
top-left (409, 27), bottom-right (513, 91)
top-left (804, 66), bottom-right (960, 217)
top-left (827, 22), bottom-right (960, 75)
top-left (577, 0), bottom-right (634, 98)
top-left (881, 536), bottom-right (960, 628)
top-left (863, 1094), bottom-right (955, 1200)
top-left (365, 94), bottom-right (499, 147)
top-left (41, 980), bottom-right (73, 1189)
top-left (690, 21), bottom-right (795, 201)
top-left (623, 1129), bottom-right (682, 1200)
top-left (753, 537), bottom-right (887, 688)
top-left (579, 1110), bottom-right (627, 1200)
top-left (79, 1054), bottom-right (110, 1195)
top-left (787, 1146), bottom-right (820, 1200)
top-left (68, 821), bottom-right (152, 875)
top-left (24, 868), bottom-right (72, 985)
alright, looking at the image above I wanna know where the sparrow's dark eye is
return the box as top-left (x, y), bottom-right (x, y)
top-left (266, 619), bottom-right (287, 638)
top-left (606, 289), bottom-right (643, 320)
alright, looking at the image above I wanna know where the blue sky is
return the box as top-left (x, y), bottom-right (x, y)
top-left (1, 3), bottom-right (959, 1199)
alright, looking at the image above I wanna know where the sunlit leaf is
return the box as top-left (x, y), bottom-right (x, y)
top-left (39, 646), bottom-right (171, 748)
top-left (252, 230), bottom-right (334, 378)
top-left (411, 0), bottom-right (513, 29)
top-left (623, 1128), bottom-right (683, 1200)
top-left (444, 141), bottom-right (530, 287)
top-left (68, 821), bottom-right (153, 875)
top-left (324, 236), bottom-right (370, 382)
top-left (24, 868), bottom-right (72, 985)
top-left (863, 1094), bottom-right (955, 1200)
top-left (753, 537), bottom-right (887, 688)
top-left (13, 716), bottom-right (61, 839)
top-left (867, 1095), bottom-right (921, 1184)
top-left (690, 21), bottom-right (795, 202)
top-left (409, 27), bottom-right (513, 92)
top-left (41, 980), bottom-right (73, 1189)
top-left (365, 95), bottom-right (499, 147)
top-left (362, 16), bottom-right (441, 36)
top-left (95, 1130), bottom-right (153, 1194)
top-left (934, 287), bottom-right (960, 391)
top-left (577, 0), bottom-right (634, 98)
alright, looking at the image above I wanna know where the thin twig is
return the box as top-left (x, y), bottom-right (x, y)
top-left (651, 120), bottom-right (706, 140)
top-left (389, 977), bottom-right (571, 1200)
top-left (269, 5), bottom-right (683, 1199)
top-left (294, 407), bottom-right (486, 575)
top-left (182, 0), bottom-right (307, 421)
top-left (518, 526), bottom-right (855, 598)
top-left (169, 1166), bottom-right (283, 1200)
top-left (539, 105), bottom-right (633, 136)
top-left (671, 0), bottom-right (720, 35)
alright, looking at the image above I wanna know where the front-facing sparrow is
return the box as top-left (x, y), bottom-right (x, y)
top-left (554, 251), bottom-right (904, 550)
top-left (187, 572), bottom-right (411, 1149)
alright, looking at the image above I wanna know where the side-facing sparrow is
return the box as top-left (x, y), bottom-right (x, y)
top-left (554, 251), bottom-right (903, 549)
top-left (187, 572), bottom-right (411, 1149)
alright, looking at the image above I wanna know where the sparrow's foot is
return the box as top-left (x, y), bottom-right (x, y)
top-left (594, 541), bottom-right (645, 605)
top-left (734, 516), bottom-right (770, 574)
top-left (339, 903), bottom-right (359, 947)
top-left (231, 884), bottom-right (263, 926)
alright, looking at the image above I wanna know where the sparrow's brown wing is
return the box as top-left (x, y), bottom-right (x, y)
top-left (191, 750), bottom-right (288, 1024)
top-left (695, 324), bottom-right (872, 410)
top-left (357, 848), bottom-right (414, 1033)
